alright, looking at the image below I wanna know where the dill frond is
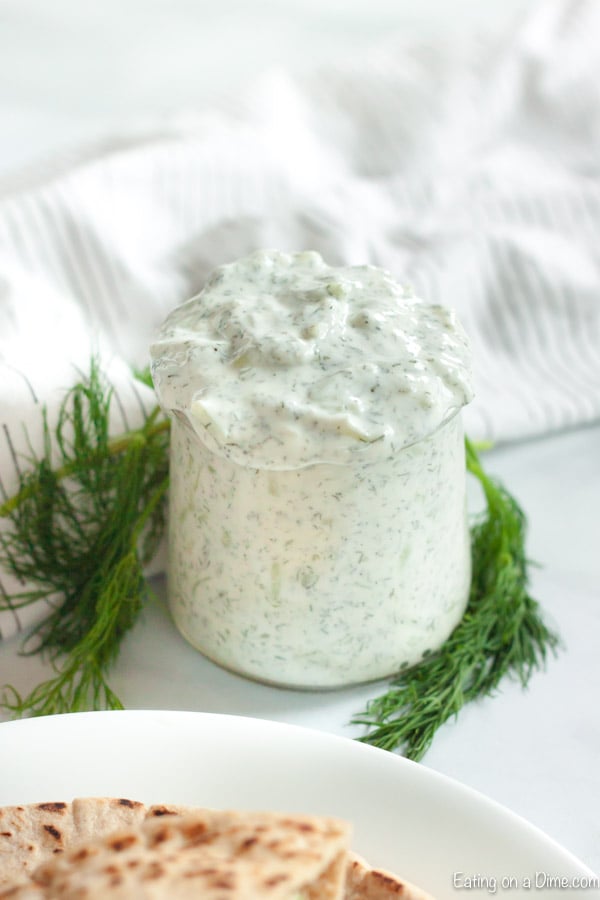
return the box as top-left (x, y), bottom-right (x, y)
top-left (0, 360), bottom-right (170, 716)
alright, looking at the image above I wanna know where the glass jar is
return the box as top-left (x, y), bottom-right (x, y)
top-left (151, 250), bottom-right (473, 689)
top-left (166, 409), bottom-right (470, 689)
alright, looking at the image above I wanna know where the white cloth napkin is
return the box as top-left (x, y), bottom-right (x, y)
top-left (1, 0), bottom-right (599, 641)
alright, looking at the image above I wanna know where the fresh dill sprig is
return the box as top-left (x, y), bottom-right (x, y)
top-left (0, 359), bottom-right (170, 716)
top-left (0, 365), bottom-right (560, 753)
top-left (351, 437), bottom-right (561, 760)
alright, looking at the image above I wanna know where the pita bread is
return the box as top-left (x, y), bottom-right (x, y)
top-left (0, 800), bottom-right (436, 899)
top-left (345, 852), bottom-right (434, 900)
top-left (0, 802), bottom-right (74, 887)
top-left (2, 809), bottom-right (349, 899)
top-left (0, 799), bottom-right (194, 887)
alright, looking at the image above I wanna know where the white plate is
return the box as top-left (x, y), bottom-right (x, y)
top-left (0, 710), bottom-right (596, 898)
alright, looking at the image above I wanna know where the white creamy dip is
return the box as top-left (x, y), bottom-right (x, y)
top-left (151, 250), bottom-right (474, 688)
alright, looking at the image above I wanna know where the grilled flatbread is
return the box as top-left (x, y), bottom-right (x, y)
top-left (0, 799), bottom-right (435, 899)
top-left (1, 809), bottom-right (349, 899)
top-left (0, 798), bottom-right (193, 887)
top-left (346, 852), bottom-right (434, 899)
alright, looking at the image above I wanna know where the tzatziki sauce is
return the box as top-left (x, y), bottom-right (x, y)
top-left (151, 249), bottom-right (474, 688)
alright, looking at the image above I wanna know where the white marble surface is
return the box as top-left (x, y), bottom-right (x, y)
top-left (0, 0), bottom-right (598, 881)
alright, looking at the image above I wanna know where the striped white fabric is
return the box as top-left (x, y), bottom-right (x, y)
top-left (1, 0), bottom-right (599, 639)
